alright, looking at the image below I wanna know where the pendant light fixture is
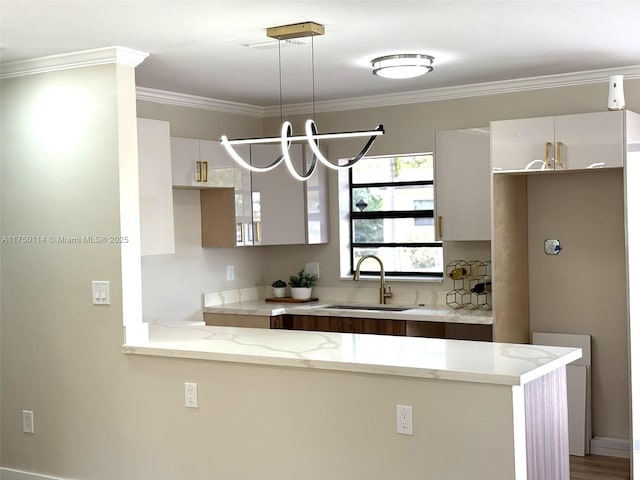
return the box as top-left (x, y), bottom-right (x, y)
top-left (220, 21), bottom-right (384, 181)
top-left (371, 54), bottom-right (434, 79)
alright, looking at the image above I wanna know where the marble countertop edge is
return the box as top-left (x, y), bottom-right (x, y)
top-left (122, 324), bottom-right (580, 387)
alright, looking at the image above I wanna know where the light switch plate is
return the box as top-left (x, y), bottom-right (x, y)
top-left (92, 281), bottom-right (110, 305)
top-left (22, 410), bottom-right (34, 434)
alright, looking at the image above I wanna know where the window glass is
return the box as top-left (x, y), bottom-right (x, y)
top-left (349, 153), bottom-right (442, 277)
top-left (351, 155), bottom-right (434, 183)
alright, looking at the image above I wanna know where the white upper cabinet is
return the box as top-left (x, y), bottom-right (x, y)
top-left (137, 118), bottom-right (175, 256)
top-left (492, 111), bottom-right (624, 173)
top-left (554, 112), bottom-right (623, 170)
top-left (249, 144), bottom-right (307, 246)
top-left (435, 127), bottom-right (491, 241)
top-left (491, 116), bottom-right (554, 173)
top-left (170, 137), bottom-right (236, 188)
top-left (197, 141), bottom-right (330, 247)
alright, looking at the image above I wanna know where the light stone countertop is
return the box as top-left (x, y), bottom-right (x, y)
top-left (202, 300), bottom-right (493, 325)
top-left (123, 321), bottom-right (580, 386)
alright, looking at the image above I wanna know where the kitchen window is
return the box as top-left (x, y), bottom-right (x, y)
top-left (346, 153), bottom-right (443, 278)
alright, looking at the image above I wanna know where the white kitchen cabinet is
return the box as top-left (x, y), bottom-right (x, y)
top-left (250, 144), bottom-right (306, 245)
top-left (491, 111), bottom-right (624, 173)
top-left (199, 143), bottom-right (253, 247)
top-left (170, 137), bottom-right (235, 188)
top-left (435, 127), bottom-right (491, 241)
top-left (199, 142), bottom-right (329, 247)
top-left (137, 118), bottom-right (175, 256)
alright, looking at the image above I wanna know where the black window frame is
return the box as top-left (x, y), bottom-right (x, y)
top-left (349, 155), bottom-right (443, 278)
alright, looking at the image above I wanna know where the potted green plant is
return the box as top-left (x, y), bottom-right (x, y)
top-left (271, 279), bottom-right (287, 298)
top-left (288, 269), bottom-right (318, 300)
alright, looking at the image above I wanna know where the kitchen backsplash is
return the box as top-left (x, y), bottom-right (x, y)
top-left (203, 284), bottom-right (448, 308)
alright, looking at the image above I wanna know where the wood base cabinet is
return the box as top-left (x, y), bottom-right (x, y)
top-left (204, 312), bottom-right (273, 329)
top-left (274, 315), bottom-right (407, 336)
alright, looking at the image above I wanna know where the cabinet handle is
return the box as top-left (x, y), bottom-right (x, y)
top-left (201, 161), bottom-right (208, 182)
top-left (254, 221), bottom-right (262, 242)
top-left (196, 161), bottom-right (202, 182)
top-left (237, 223), bottom-right (244, 243)
top-left (544, 142), bottom-right (553, 168)
top-left (437, 215), bottom-right (443, 240)
top-left (556, 142), bottom-right (563, 169)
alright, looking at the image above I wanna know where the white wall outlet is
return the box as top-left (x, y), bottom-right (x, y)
top-left (22, 410), bottom-right (34, 434)
top-left (91, 280), bottom-right (110, 305)
top-left (184, 382), bottom-right (198, 408)
top-left (396, 405), bottom-right (413, 435)
top-left (305, 262), bottom-right (320, 278)
top-left (226, 265), bottom-right (234, 281)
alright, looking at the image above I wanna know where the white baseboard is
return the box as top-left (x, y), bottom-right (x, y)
top-left (589, 436), bottom-right (631, 458)
top-left (0, 468), bottom-right (64, 480)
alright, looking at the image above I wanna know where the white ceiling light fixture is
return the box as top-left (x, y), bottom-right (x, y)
top-left (221, 21), bottom-right (384, 181)
top-left (371, 54), bottom-right (434, 79)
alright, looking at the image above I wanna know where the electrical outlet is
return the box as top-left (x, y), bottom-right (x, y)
top-left (305, 262), bottom-right (320, 278)
top-left (184, 382), bottom-right (198, 408)
top-left (226, 265), bottom-right (234, 281)
top-left (22, 410), bottom-right (34, 434)
top-left (396, 405), bottom-right (413, 435)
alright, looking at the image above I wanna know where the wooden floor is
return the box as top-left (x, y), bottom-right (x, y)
top-left (570, 455), bottom-right (630, 480)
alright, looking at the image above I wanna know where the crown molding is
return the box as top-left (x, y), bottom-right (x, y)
top-left (263, 65), bottom-right (640, 116)
top-left (135, 87), bottom-right (264, 117)
top-left (0, 46), bottom-right (149, 79)
top-left (136, 64), bottom-right (640, 117)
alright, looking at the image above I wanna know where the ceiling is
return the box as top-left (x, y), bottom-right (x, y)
top-left (2, 1), bottom-right (640, 108)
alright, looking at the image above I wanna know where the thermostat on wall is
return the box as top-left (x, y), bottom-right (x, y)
top-left (544, 239), bottom-right (562, 255)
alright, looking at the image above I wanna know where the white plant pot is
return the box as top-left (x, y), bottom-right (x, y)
top-left (290, 287), bottom-right (312, 300)
top-left (273, 287), bottom-right (286, 298)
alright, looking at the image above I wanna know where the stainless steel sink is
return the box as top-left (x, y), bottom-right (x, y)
top-left (320, 304), bottom-right (411, 312)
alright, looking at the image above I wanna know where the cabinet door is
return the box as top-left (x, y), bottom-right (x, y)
top-left (250, 144), bottom-right (306, 245)
top-left (170, 137), bottom-right (200, 187)
top-left (171, 137), bottom-right (238, 188)
top-left (555, 111), bottom-right (623, 170)
top-left (137, 118), bottom-right (175, 256)
top-left (491, 116), bottom-right (555, 173)
top-left (199, 140), bottom-right (236, 187)
top-left (305, 146), bottom-right (330, 244)
top-left (435, 127), bottom-right (491, 241)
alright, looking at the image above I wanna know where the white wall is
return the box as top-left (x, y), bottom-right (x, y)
top-left (135, 102), bottom-right (267, 323)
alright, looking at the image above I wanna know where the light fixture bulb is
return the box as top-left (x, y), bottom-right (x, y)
top-left (371, 54), bottom-right (434, 79)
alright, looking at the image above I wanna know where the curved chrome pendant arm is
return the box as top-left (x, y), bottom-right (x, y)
top-left (220, 122), bottom-right (384, 181)
top-left (305, 120), bottom-right (382, 170)
top-left (280, 122), bottom-right (319, 181)
top-left (220, 136), bottom-right (282, 173)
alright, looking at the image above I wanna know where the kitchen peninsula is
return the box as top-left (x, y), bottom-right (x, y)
top-left (124, 323), bottom-right (580, 480)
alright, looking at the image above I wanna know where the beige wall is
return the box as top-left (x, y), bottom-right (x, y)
top-left (1, 64), bottom-right (133, 475)
top-left (528, 170), bottom-right (628, 439)
top-left (2, 62), bottom-right (639, 480)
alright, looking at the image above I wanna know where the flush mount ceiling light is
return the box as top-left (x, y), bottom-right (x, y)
top-left (371, 54), bottom-right (434, 79)
top-left (221, 21), bottom-right (384, 181)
